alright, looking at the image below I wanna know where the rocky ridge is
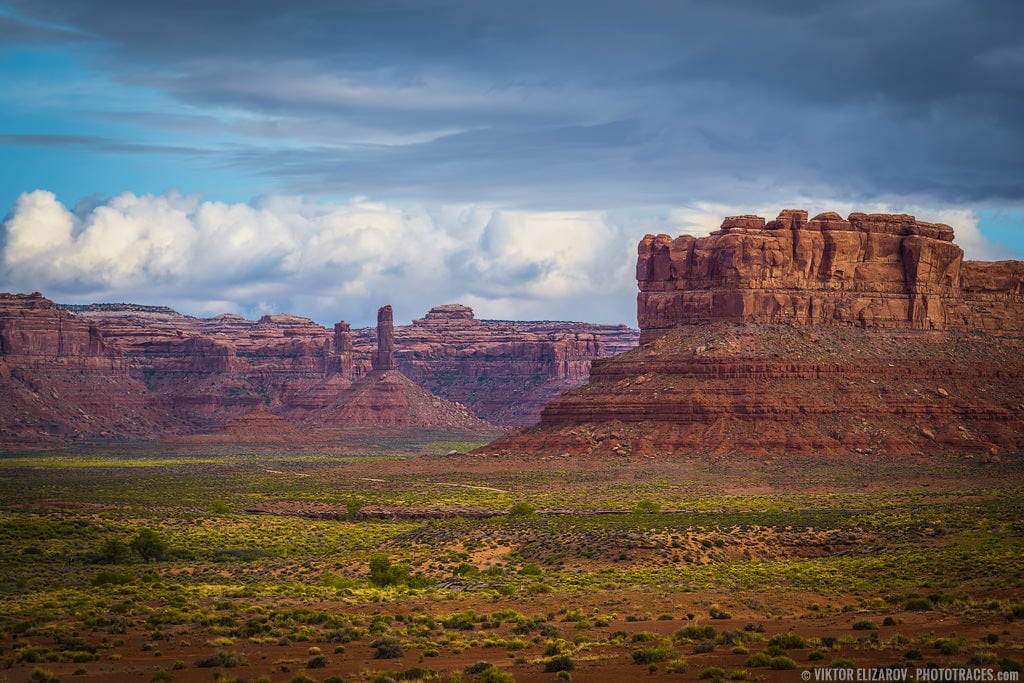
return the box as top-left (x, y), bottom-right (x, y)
top-left (2, 293), bottom-right (636, 447)
top-left (484, 210), bottom-right (1024, 458)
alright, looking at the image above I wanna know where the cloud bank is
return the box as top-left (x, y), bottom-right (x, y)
top-left (1, 190), bottom-right (640, 326)
top-left (2, 1), bottom-right (1023, 212)
top-left (2, 190), bottom-right (1001, 327)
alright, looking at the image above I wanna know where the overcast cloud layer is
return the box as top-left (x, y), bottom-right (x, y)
top-left (1, 1), bottom-right (1022, 325)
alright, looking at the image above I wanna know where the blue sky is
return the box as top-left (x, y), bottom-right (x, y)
top-left (1, 1), bottom-right (1022, 326)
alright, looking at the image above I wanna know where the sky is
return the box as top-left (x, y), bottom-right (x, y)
top-left (1, 0), bottom-right (1023, 327)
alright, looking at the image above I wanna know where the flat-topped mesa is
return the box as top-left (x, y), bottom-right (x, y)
top-left (372, 304), bottom-right (396, 371)
top-left (637, 209), bottom-right (1024, 343)
top-left (420, 304), bottom-right (475, 322)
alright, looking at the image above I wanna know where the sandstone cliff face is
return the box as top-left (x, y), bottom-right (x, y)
top-left (483, 210), bottom-right (1024, 458)
top-left (636, 210), bottom-right (1023, 343)
top-left (485, 323), bottom-right (1024, 458)
top-left (0, 294), bottom-right (172, 446)
top-left (64, 304), bottom-right (355, 433)
top-left (351, 304), bottom-right (639, 425)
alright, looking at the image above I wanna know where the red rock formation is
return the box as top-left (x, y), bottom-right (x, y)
top-left (636, 210), bottom-right (1022, 343)
top-left (304, 369), bottom-right (493, 430)
top-left (0, 294), bottom-right (173, 448)
top-left (372, 305), bottom-right (396, 371)
top-left (483, 210), bottom-right (1024, 458)
top-left (61, 304), bottom-right (356, 432)
top-left (352, 304), bottom-right (638, 425)
top-left (2, 293), bottom-right (637, 445)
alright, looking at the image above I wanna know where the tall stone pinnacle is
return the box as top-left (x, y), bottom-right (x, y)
top-left (333, 321), bottom-right (354, 379)
top-left (372, 304), bottom-right (396, 371)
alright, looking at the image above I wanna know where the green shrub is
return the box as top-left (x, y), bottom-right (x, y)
top-left (634, 499), bottom-right (661, 514)
top-left (768, 633), bottom-right (808, 649)
top-left (666, 659), bottom-right (689, 674)
top-left (308, 654), bottom-right (328, 668)
top-left (368, 555), bottom-right (431, 588)
top-left (770, 656), bottom-right (797, 670)
top-left (745, 653), bottom-right (772, 668)
top-left (195, 651), bottom-right (245, 668)
top-left (508, 501), bottom-right (536, 517)
top-left (210, 501), bottom-right (232, 514)
top-left (832, 659), bottom-right (856, 669)
top-left (699, 666), bottom-right (726, 679)
top-left (97, 538), bottom-right (131, 564)
top-left (544, 655), bottom-right (574, 673)
top-left (91, 570), bottom-right (134, 586)
top-left (933, 638), bottom-right (965, 655)
top-left (480, 667), bottom-right (515, 683)
top-left (130, 528), bottom-right (168, 563)
top-left (633, 645), bottom-right (675, 664)
top-left (675, 625), bottom-right (716, 641)
top-left (372, 637), bottom-right (404, 659)
top-left (852, 621), bottom-right (878, 631)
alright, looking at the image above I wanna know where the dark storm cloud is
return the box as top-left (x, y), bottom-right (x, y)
top-left (5, 0), bottom-right (1024, 206)
top-left (0, 134), bottom-right (207, 156)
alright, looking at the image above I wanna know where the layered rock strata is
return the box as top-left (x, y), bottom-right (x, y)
top-left (637, 210), bottom-right (1024, 343)
top-left (0, 293), bottom-right (173, 446)
top-left (484, 210), bottom-right (1024, 457)
top-left (352, 304), bottom-right (638, 425)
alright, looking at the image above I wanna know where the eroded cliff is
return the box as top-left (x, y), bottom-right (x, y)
top-left (485, 210), bottom-right (1024, 458)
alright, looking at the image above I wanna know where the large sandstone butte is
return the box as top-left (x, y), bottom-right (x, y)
top-left (637, 210), bottom-right (1024, 342)
top-left (484, 210), bottom-right (1024, 458)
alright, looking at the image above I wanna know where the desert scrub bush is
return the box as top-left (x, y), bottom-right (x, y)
top-left (770, 656), bottom-right (797, 670)
top-left (307, 654), bottom-right (328, 668)
top-left (693, 640), bottom-right (716, 654)
top-left (699, 666), bottom-right (726, 679)
top-left (195, 650), bottom-right (245, 668)
top-left (768, 632), bottom-right (808, 649)
top-left (632, 644), bottom-right (676, 664)
top-left (91, 570), bottom-right (134, 586)
top-left (130, 528), bottom-right (168, 563)
top-left (517, 562), bottom-right (542, 576)
top-left (480, 667), bottom-right (515, 683)
top-left (634, 499), bottom-right (661, 514)
top-left (709, 607), bottom-right (732, 620)
top-left (631, 631), bottom-right (662, 642)
top-left (368, 555), bottom-right (432, 588)
top-left (443, 610), bottom-right (478, 630)
top-left (852, 620), bottom-right (878, 630)
top-left (372, 637), bottom-right (404, 659)
top-left (544, 654), bottom-right (574, 672)
top-left (666, 659), bottom-right (689, 674)
top-left (904, 597), bottom-right (934, 611)
top-left (831, 659), bottom-right (856, 669)
top-left (508, 501), bottom-right (536, 517)
top-left (933, 637), bottom-right (966, 655)
top-left (675, 625), bottom-right (716, 641)
top-left (745, 653), bottom-right (772, 668)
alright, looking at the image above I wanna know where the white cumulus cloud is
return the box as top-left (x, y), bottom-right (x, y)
top-left (1, 190), bottom-right (643, 326)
